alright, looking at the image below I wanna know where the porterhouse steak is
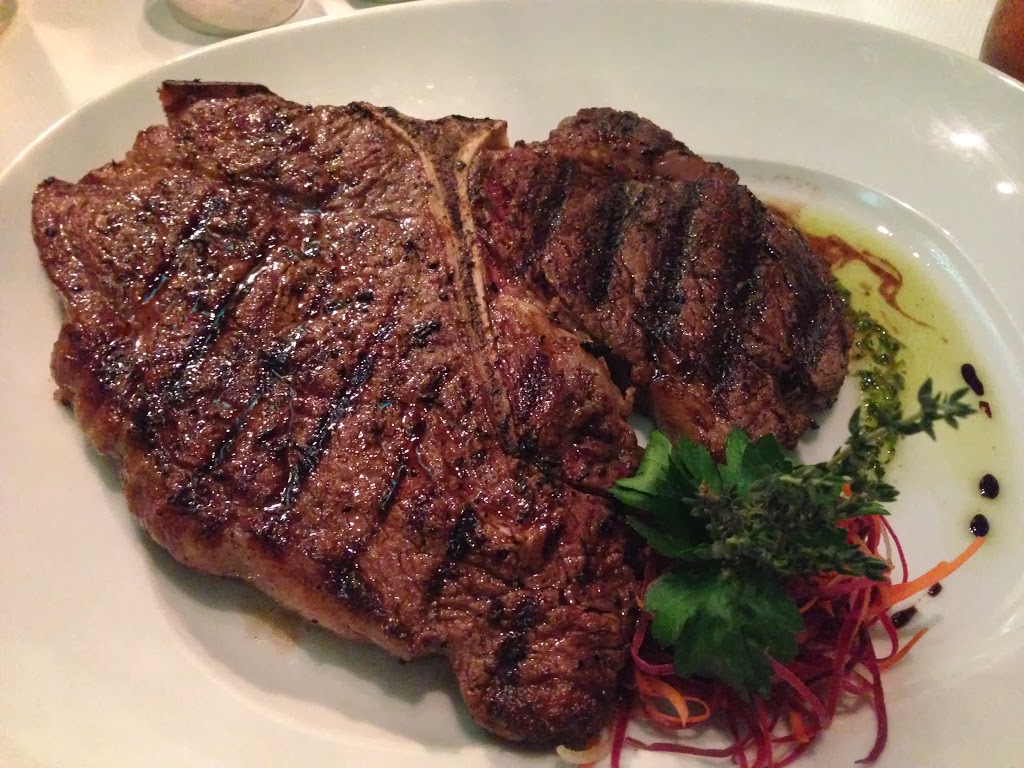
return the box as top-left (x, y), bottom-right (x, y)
top-left (32, 82), bottom-right (850, 746)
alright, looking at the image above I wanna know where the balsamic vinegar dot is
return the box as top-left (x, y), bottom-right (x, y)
top-left (960, 363), bottom-right (985, 396)
top-left (979, 473), bottom-right (1000, 499)
top-left (891, 606), bottom-right (918, 629)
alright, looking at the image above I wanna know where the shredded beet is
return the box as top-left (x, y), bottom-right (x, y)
top-left (608, 514), bottom-right (914, 768)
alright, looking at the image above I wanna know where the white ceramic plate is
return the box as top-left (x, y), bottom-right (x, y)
top-left (2, 1), bottom-right (1023, 766)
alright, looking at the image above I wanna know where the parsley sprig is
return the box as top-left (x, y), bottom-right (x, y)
top-left (610, 380), bottom-right (974, 698)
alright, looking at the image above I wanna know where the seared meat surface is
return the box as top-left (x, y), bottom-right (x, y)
top-left (471, 109), bottom-right (851, 455)
top-left (32, 84), bottom-right (850, 745)
top-left (34, 82), bottom-right (641, 746)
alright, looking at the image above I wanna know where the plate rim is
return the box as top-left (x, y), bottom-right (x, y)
top-left (5, 0), bottom-right (1024, 184)
top-left (3, 2), bottom-right (1024, 766)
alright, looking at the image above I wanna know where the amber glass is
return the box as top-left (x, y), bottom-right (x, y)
top-left (981, 0), bottom-right (1024, 82)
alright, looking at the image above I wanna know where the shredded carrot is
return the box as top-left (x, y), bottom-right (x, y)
top-left (878, 627), bottom-right (929, 671)
top-left (798, 597), bottom-right (818, 614)
top-left (789, 710), bottom-right (810, 745)
top-left (885, 536), bottom-right (985, 605)
top-left (635, 670), bottom-right (711, 726)
top-left (822, 573), bottom-right (843, 590)
top-left (842, 482), bottom-right (853, 497)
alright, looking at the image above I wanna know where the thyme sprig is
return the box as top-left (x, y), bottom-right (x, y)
top-left (831, 379), bottom-right (975, 480)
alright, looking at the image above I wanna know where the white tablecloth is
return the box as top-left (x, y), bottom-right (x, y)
top-left (0, 0), bottom-right (999, 174)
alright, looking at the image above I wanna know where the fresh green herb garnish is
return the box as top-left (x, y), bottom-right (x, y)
top-left (615, 429), bottom-right (890, 580)
top-left (611, 380), bottom-right (974, 698)
top-left (831, 378), bottom-right (974, 482)
top-left (645, 566), bottom-right (802, 698)
top-left (847, 307), bottom-right (907, 477)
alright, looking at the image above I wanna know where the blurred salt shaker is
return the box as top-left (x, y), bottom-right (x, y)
top-left (168, 0), bottom-right (303, 36)
top-left (981, 0), bottom-right (1024, 83)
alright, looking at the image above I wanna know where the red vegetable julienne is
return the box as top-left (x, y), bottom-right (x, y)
top-left (599, 514), bottom-right (986, 768)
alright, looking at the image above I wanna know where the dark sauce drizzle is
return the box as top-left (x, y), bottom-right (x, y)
top-left (960, 363), bottom-right (985, 396)
top-left (927, 582), bottom-right (943, 597)
top-left (970, 513), bottom-right (990, 537)
top-left (980, 473), bottom-right (1000, 499)
top-left (891, 606), bottom-right (918, 629)
top-left (787, 221), bottom-right (929, 326)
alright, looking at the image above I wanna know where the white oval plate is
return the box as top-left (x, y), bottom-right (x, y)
top-left (2, 1), bottom-right (1023, 766)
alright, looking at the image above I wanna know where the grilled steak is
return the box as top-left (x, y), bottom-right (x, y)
top-left (32, 83), bottom-right (851, 746)
top-left (470, 109), bottom-right (852, 455)
top-left (33, 82), bottom-right (641, 746)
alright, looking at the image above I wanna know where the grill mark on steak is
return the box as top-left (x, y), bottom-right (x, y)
top-left (704, 193), bottom-right (768, 388)
top-left (376, 411), bottom-right (427, 520)
top-left (428, 505), bottom-right (482, 594)
top-left (529, 158), bottom-right (574, 266)
top-left (322, 548), bottom-right (385, 617)
top-left (764, 232), bottom-right (842, 404)
top-left (161, 238), bottom-right (277, 407)
top-left (281, 331), bottom-right (386, 508)
top-left (378, 459), bottom-right (407, 516)
top-left (254, 308), bottom-right (397, 554)
top-left (167, 383), bottom-right (267, 513)
top-left (642, 185), bottom-right (701, 344)
top-left (410, 318), bottom-right (442, 347)
top-left (581, 182), bottom-right (631, 304)
top-left (488, 597), bottom-right (541, 686)
top-left (165, 328), bottom-right (304, 509)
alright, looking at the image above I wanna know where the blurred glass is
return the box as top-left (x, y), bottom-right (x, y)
top-left (981, 0), bottom-right (1024, 82)
top-left (167, 0), bottom-right (303, 36)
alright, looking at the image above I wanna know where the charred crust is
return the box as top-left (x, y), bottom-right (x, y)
top-left (446, 506), bottom-right (481, 561)
top-left (541, 521), bottom-right (565, 561)
top-left (321, 551), bottom-right (384, 616)
top-left (493, 632), bottom-right (529, 685)
top-left (410, 318), bottom-right (442, 347)
top-left (378, 460), bottom-right (406, 517)
top-left (428, 507), bottom-right (482, 594)
top-left (579, 339), bottom-right (610, 358)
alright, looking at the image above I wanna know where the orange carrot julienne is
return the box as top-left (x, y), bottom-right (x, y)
top-left (879, 627), bottom-right (929, 671)
top-left (635, 671), bottom-right (711, 727)
top-left (885, 536), bottom-right (985, 606)
top-left (789, 710), bottom-right (810, 745)
top-left (798, 597), bottom-right (819, 614)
